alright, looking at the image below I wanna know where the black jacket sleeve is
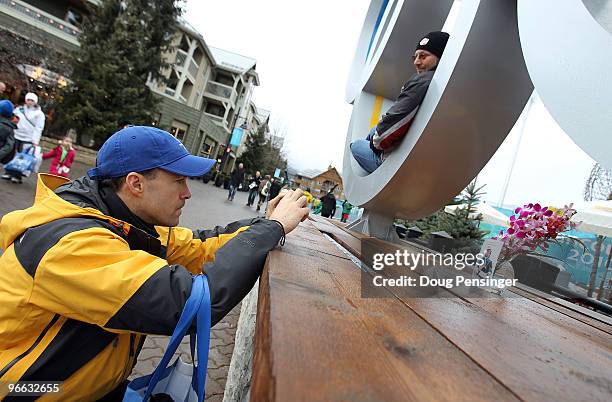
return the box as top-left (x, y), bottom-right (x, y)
top-left (104, 218), bottom-right (282, 335)
top-left (375, 70), bottom-right (433, 135)
top-left (192, 218), bottom-right (259, 240)
top-left (204, 219), bottom-right (282, 325)
top-left (0, 121), bottom-right (15, 161)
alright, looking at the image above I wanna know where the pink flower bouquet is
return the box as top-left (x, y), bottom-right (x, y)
top-left (493, 203), bottom-right (579, 264)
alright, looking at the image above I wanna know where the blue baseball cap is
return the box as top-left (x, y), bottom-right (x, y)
top-left (0, 100), bottom-right (14, 118)
top-left (88, 126), bottom-right (216, 180)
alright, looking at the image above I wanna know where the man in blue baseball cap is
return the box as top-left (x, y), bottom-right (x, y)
top-left (0, 100), bottom-right (16, 163)
top-left (0, 126), bottom-right (309, 399)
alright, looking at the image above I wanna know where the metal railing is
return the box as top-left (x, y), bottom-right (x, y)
top-left (0, 0), bottom-right (80, 37)
top-left (175, 49), bottom-right (188, 68)
top-left (204, 112), bottom-right (224, 122)
top-left (188, 60), bottom-right (199, 78)
top-left (205, 81), bottom-right (236, 104)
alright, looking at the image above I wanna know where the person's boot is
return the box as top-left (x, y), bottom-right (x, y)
top-left (1, 174), bottom-right (10, 180)
top-left (10, 177), bottom-right (21, 184)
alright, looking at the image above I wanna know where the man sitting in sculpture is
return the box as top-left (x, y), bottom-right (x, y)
top-left (350, 31), bottom-right (450, 174)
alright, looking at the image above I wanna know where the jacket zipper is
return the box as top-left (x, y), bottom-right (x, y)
top-left (0, 314), bottom-right (60, 378)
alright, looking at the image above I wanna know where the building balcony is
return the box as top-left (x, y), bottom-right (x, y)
top-left (174, 49), bottom-right (200, 80)
top-left (204, 81), bottom-right (237, 105)
top-left (0, 0), bottom-right (81, 50)
top-left (175, 49), bottom-right (188, 68)
top-left (203, 112), bottom-right (230, 132)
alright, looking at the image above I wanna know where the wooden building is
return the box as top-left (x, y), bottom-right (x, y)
top-left (292, 165), bottom-right (345, 199)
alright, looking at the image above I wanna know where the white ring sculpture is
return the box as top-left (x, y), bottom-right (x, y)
top-left (343, 0), bottom-right (533, 224)
top-left (518, 0), bottom-right (612, 172)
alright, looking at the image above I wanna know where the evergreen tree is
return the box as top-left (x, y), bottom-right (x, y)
top-left (240, 127), bottom-right (288, 176)
top-left (240, 127), bottom-right (267, 174)
top-left (54, 0), bottom-right (183, 147)
top-left (403, 180), bottom-right (487, 252)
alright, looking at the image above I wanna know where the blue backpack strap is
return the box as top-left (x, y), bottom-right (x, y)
top-left (195, 275), bottom-right (212, 401)
top-left (142, 275), bottom-right (204, 402)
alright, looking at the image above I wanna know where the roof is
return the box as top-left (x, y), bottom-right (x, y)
top-left (209, 46), bottom-right (260, 85)
top-left (312, 167), bottom-right (342, 183)
top-left (256, 107), bottom-right (271, 124)
top-left (177, 17), bottom-right (216, 67)
top-left (295, 169), bottom-right (323, 179)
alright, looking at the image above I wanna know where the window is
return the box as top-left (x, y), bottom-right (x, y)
top-left (193, 46), bottom-right (204, 66)
top-left (179, 35), bottom-right (190, 52)
top-left (201, 136), bottom-right (218, 158)
top-left (165, 70), bottom-right (180, 95)
top-left (215, 72), bottom-right (234, 86)
top-left (180, 79), bottom-right (194, 102)
top-left (151, 113), bottom-right (162, 127)
top-left (205, 100), bottom-right (225, 117)
top-left (170, 120), bottom-right (189, 142)
top-left (227, 108), bottom-right (235, 126)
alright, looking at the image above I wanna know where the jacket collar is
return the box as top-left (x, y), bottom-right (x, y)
top-left (54, 176), bottom-right (159, 238)
top-left (0, 116), bottom-right (17, 129)
top-left (97, 183), bottom-right (159, 237)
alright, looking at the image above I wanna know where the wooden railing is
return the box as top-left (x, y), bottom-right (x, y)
top-left (244, 216), bottom-right (612, 401)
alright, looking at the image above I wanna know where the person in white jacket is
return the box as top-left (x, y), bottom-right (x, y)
top-left (2, 92), bottom-right (46, 183)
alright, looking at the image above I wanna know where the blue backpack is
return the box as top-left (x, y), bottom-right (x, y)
top-left (123, 275), bottom-right (211, 402)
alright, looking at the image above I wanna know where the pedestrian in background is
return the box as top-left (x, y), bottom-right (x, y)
top-left (341, 199), bottom-right (353, 223)
top-left (247, 170), bottom-right (261, 206)
top-left (321, 191), bottom-right (337, 218)
top-left (0, 100), bottom-right (16, 164)
top-left (43, 135), bottom-right (76, 178)
top-left (269, 177), bottom-right (282, 200)
top-left (2, 92), bottom-right (45, 183)
top-left (257, 174), bottom-right (271, 212)
top-left (228, 162), bottom-right (245, 201)
top-left (312, 198), bottom-right (322, 215)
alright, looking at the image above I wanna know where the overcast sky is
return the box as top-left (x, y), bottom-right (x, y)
top-left (186, 0), bottom-right (598, 209)
top-left (185, 0), bottom-right (368, 171)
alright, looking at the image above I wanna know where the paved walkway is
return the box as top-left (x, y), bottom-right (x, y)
top-left (0, 160), bottom-right (264, 400)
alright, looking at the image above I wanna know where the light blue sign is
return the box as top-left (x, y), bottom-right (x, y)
top-left (230, 127), bottom-right (243, 147)
top-left (274, 168), bottom-right (281, 178)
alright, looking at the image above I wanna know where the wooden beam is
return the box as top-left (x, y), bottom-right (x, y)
top-left (251, 223), bottom-right (521, 401)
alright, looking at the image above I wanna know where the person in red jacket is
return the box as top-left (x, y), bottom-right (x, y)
top-left (43, 135), bottom-right (76, 177)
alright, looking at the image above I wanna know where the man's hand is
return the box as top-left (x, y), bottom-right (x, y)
top-left (268, 189), bottom-right (309, 234)
top-left (266, 189), bottom-right (289, 218)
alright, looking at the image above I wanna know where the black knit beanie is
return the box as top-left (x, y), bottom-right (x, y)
top-left (415, 31), bottom-right (450, 59)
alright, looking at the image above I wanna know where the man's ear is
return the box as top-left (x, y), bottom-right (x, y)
top-left (124, 172), bottom-right (145, 196)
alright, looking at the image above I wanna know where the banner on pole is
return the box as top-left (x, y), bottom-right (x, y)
top-left (230, 128), bottom-right (243, 147)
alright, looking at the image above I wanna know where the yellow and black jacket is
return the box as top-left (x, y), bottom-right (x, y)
top-left (0, 174), bottom-right (282, 401)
